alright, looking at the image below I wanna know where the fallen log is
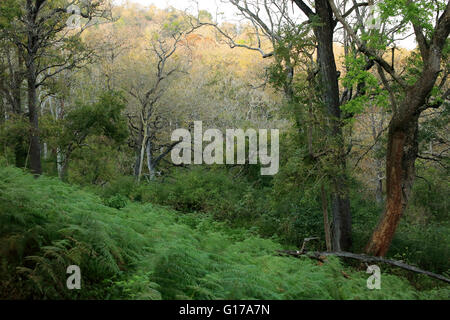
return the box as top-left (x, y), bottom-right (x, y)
top-left (276, 250), bottom-right (450, 284)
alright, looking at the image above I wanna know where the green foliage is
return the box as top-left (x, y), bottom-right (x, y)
top-left (39, 91), bottom-right (130, 182)
top-left (1, 166), bottom-right (446, 299)
top-left (66, 137), bottom-right (129, 186)
top-left (132, 167), bottom-right (250, 221)
top-left (197, 10), bottom-right (213, 23)
top-left (103, 194), bottom-right (128, 210)
top-left (349, 185), bottom-right (383, 252)
top-left (340, 53), bottom-right (391, 115)
top-left (0, 114), bottom-right (30, 166)
top-left (66, 91), bottom-right (128, 145)
top-left (389, 223), bottom-right (450, 275)
top-left (379, 0), bottom-right (446, 35)
top-left (1, 1), bottom-right (449, 301)
top-left (0, 167), bottom-right (132, 299)
top-left (41, 91), bottom-right (128, 151)
top-left (385, 165), bottom-right (450, 275)
top-left (410, 166), bottom-right (449, 222)
top-left (0, 1), bottom-right (19, 29)
top-left (99, 175), bottom-right (138, 199)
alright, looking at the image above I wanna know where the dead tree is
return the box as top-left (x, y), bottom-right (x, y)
top-left (126, 28), bottom-right (197, 182)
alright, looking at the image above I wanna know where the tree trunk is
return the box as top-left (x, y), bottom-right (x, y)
top-left (331, 185), bottom-right (352, 251)
top-left (57, 147), bottom-right (64, 178)
top-left (14, 135), bottom-right (27, 168)
top-left (314, 0), bottom-right (352, 251)
top-left (58, 144), bottom-right (72, 182)
top-left (366, 109), bottom-right (420, 256)
top-left (146, 138), bottom-right (156, 181)
top-left (134, 150), bottom-right (141, 177)
top-left (365, 9), bottom-right (449, 254)
top-left (60, 156), bottom-right (70, 182)
top-left (321, 185), bottom-right (332, 251)
top-left (134, 149), bottom-right (141, 178)
top-left (370, 107), bottom-right (385, 204)
top-left (375, 175), bottom-right (383, 204)
top-left (10, 50), bottom-right (27, 168)
top-left (26, 62), bottom-right (42, 175)
top-left (136, 133), bottom-right (147, 183)
top-left (56, 99), bottom-right (64, 178)
top-left (25, 1), bottom-right (41, 175)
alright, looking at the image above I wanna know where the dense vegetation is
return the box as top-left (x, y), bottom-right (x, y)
top-left (0, 0), bottom-right (449, 300)
top-left (96, 165), bottom-right (449, 276)
top-left (1, 166), bottom-right (448, 299)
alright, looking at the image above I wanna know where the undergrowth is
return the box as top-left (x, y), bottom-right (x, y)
top-left (0, 166), bottom-right (448, 299)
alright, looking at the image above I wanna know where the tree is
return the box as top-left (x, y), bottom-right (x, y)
top-left (124, 23), bottom-right (195, 182)
top-left (43, 91), bottom-right (128, 180)
top-left (205, 0), bottom-right (365, 250)
top-left (329, 0), bottom-right (450, 256)
top-left (0, 0), bottom-right (111, 175)
top-left (292, 0), bottom-right (360, 251)
top-left (0, 41), bottom-right (27, 167)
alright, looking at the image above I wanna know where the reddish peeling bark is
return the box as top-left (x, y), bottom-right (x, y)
top-left (365, 117), bottom-right (418, 256)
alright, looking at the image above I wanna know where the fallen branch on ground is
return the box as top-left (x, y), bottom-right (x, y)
top-left (276, 250), bottom-right (450, 284)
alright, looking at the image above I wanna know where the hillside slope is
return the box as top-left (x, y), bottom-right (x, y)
top-left (0, 166), bottom-right (447, 299)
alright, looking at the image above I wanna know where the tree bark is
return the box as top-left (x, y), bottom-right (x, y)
top-left (314, 0), bottom-right (352, 251)
top-left (136, 131), bottom-right (147, 183)
top-left (57, 147), bottom-right (63, 178)
top-left (321, 185), bottom-right (332, 251)
top-left (146, 137), bottom-right (156, 181)
top-left (25, 0), bottom-right (41, 175)
top-left (3, 47), bottom-right (27, 168)
top-left (134, 149), bottom-right (141, 177)
top-left (375, 175), bottom-right (383, 204)
top-left (365, 116), bottom-right (419, 256)
top-left (26, 61), bottom-right (42, 175)
top-left (293, 0), bottom-right (353, 251)
top-left (60, 155), bottom-right (69, 181)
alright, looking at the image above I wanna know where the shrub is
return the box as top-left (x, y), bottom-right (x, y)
top-left (133, 167), bottom-right (251, 221)
top-left (103, 194), bottom-right (128, 209)
top-left (1, 166), bottom-right (447, 299)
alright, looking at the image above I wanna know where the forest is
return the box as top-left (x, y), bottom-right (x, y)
top-left (0, 0), bottom-right (449, 300)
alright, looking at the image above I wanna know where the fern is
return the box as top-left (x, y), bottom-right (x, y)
top-left (0, 166), bottom-right (448, 300)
